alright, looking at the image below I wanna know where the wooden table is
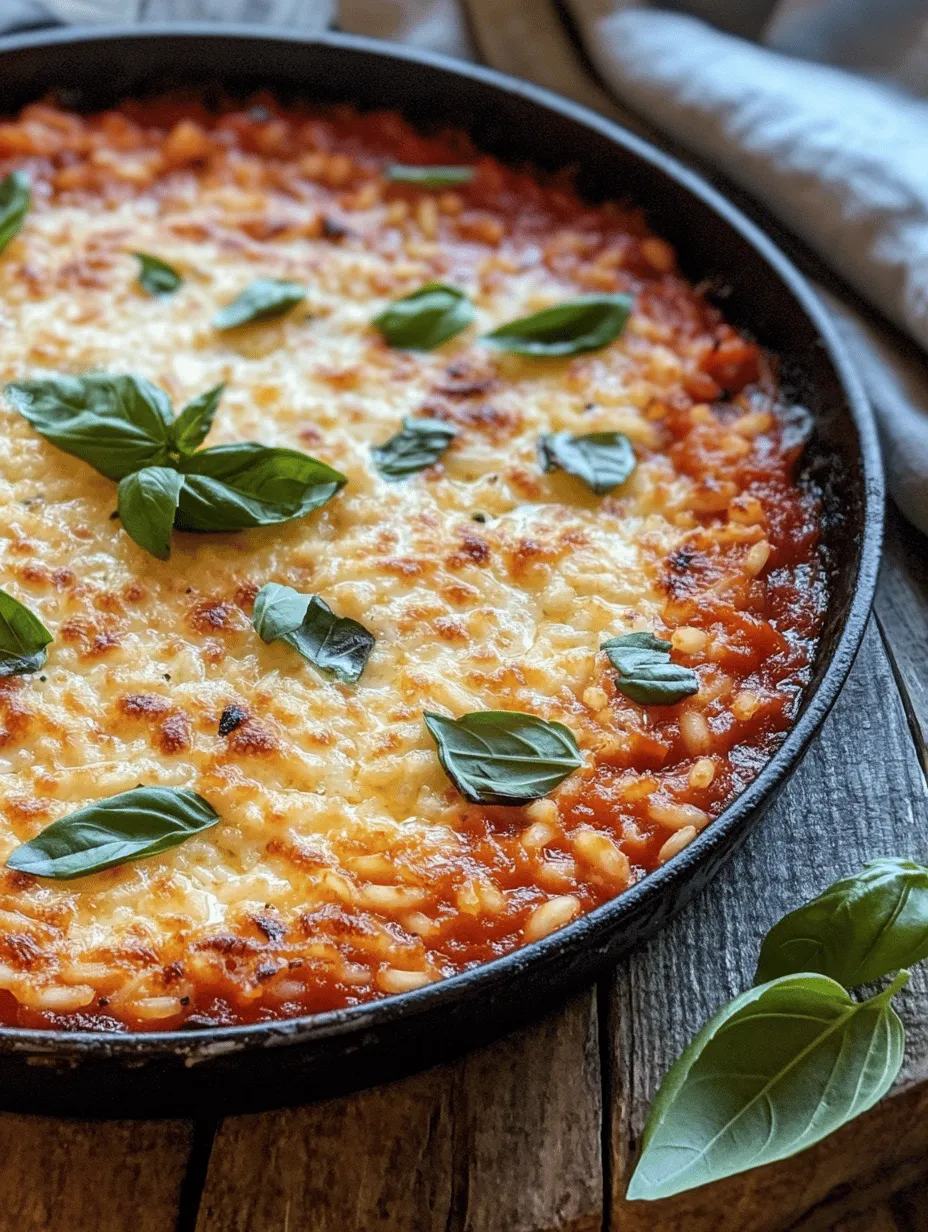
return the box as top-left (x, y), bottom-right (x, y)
top-left (1, 6), bottom-right (927, 1231)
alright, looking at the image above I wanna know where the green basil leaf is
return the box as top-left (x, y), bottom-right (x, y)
top-left (6, 786), bottom-right (219, 880)
top-left (117, 466), bottom-right (184, 561)
top-left (372, 417), bottom-right (457, 481)
top-left (134, 252), bottom-right (182, 296)
top-left (176, 443), bottom-right (345, 531)
top-left (540, 431), bottom-right (636, 495)
top-left (385, 164), bottom-right (474, 188)
top-left (755, 858), bottom-right (928, 989)
top-left (374, 283), bottom-right (475, 350)
top-left (5, 373), bottom-right (173, 481)
top-left (484, 294), bottom-right (633, 356)
top-left (627, 971), bottom-right (907, 1201)
top-left (424, 710), bottom-right (583, 805)
top-left (170, 384), bottom-right (224, 456)
top-left (602, 631), bottom-right (699, 705)
top-left (0, 170), bottom-right (30, 254)
top-left (213, 278), bottom-right (306, 330)
top-left (253, 582), bottom-right (375, 684)
top-left (0, 588), bottom-right (52, 677)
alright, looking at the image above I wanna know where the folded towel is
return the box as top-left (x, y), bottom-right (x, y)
top-left (6, 0), bottom-right (928, 533)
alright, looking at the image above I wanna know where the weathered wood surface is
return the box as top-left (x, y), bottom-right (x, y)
top-left (877, 506), bottom-right (928, 768)
top-left (195, 990), bottom-right (602, 1232)
top-left (0, 1117), bottom-right (192, 1232)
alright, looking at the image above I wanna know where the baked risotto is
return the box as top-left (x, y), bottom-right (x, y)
top-left (0, 97), bottom-right (824, 1031)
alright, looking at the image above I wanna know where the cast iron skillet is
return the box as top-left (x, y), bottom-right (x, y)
top-left (0, 24), bottom-right (882, 1117)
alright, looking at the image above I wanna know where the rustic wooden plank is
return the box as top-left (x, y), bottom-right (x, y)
top-left (876, 505), bottom-right (928, 769)
top-left (830, 1206), bottom-right (902, 1232)
top-left (607, 619), bottom-right (928, 1230)
top-left (890, 1170), bottom-right (928, 1232)
top-left (196, 989), bottom-right (601, 1232)
top-left (0, 1116), bottom-right (192, 1232)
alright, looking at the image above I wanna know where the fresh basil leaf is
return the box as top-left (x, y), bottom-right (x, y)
top-left (627, 971), bottom-right (907, 1201)
top-left (540, 430), bottom-right (636, 495)
top-left (374, 283), bottom-right (475, 350)
top-left (134, 252), bottom-right (182, 296)
top-left (602, 631), bottom-right (699, 705)
top-left (117, 466), bottom-right (184, 560)
top-left (0, 588), bottom-right (52, 677)
top-left (372, 417), bottom-right (457, 481)
top-left (385, 164), bottom-right (474, 188)
top-left (176, 443), bottom-right (346, 531)
top-left (0, 170), bottom-right (30, 254)
top-left (213, 279), bottom-right (306, 330)
top-left (6, 785), bottom-right (219, 880)
top-left (5, 373), bottom-right (173, 481)
top-left (253, 583), bottom-right (375, 683)
top-left (756, 858), bottom-right (928, 989)
top-left (424, 710), bottom-right (583, 805)
top-left (170, 384), bottom-right (224, 456)
top-left (484, 294), bottom-right (633, 356)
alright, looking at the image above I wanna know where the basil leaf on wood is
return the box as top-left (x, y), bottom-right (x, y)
top-left (483, 294), bottom-right (633, 356)
top-left (213, 278), bottom-right (306, 330)
top-left (176, 443), bottom-right (345, 531)
top-left (374, 283), bottom-right (475, 350)
top-left (6, 786), bottom-right (220, 880)
top-left (0, 588), bottom-right (52, 677)
top-left (170, 384), bottom-right (224, 456)
top-left (540, 431), bottom-right (636, 495)
top-left (134, 252), bottom-right (182, 296)
top-left (0, 170), bottom-right (30, 254)
top-left (117, 466), bottom-right (184, 560)
top-left (372, 418), bottom-right (456, 480)
top-left (756, 858), bottom-right (928, 989)
top-left (253, 582), bottom-right (374, 683)
top-left (627, 971), bottom-right (907, 1201)
top-left (385, 164), bottom-right (474, 188)
top-left (424, 710), bottom-right (583, 805)
top-left (5, 373), bottom-right (173, 481)
top-left (602, 632), bottom-right (699, 705)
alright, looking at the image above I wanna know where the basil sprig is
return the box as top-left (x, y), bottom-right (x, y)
top-left (5, 375), bottom-right (346, 557)
top-left (7, 373), bottom-right (177, 481)
top-left (253, 582), bottom-right (374, 683)
top-left (602, 632), bottom-right (699, 705)
top-left (374, 283), bottom-right (475, 350)
top-left (385, 164), bottom-right (474, 188)
top-left (174, 444), bottom-right (343, 531)
top-left (5, 786), bottom-right (220, 880)
top-left (169, 383), bottom-right (224, 456)
top-left (756, 858), bottom-right (928, 988)
top-left (628, 970), bottom-right (907, 1201)
top-left (213, 278), bottom-right (306, 330)
top-left (484, 294), bottom-right (633, 356)
top-left (0, 170), bottom-right (30, 254)
top-left (117, 467), bottom-right (184, 561)
top-left (135, 252), bottom-right (182, 296)
top-left (0, 588), bottom-right (52, 676)
top-left (424, 710), bottom-right (583, 805)
top-left (628, 858), bottom-right (928, 1200)
top-left (372, 418), bottom-right (457, 480)
top-left (540, 431), bottom-right (636, 495)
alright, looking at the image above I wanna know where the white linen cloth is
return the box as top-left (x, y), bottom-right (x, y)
top-left (8, 0), bottom-right (928, 533)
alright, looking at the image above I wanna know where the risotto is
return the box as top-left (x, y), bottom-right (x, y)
top-left (0, 95), bottom-right (824, 1030)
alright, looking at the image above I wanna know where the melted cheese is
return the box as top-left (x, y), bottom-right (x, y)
top-left (0, 100), bottom-right (822, 1028)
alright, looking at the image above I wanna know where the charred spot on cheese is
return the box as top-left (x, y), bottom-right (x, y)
top-left (0, 95), bottom-right (824, 1032)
